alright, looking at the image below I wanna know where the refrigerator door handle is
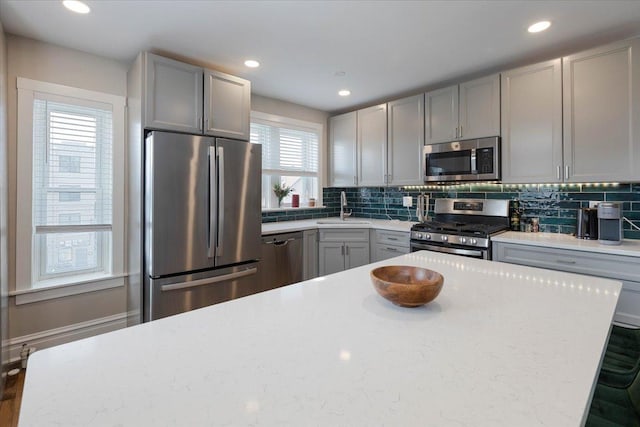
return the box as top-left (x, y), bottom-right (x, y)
top-left (160, 267), bottom-right (258, 292)
top-left (208, 146), bottom-right (217, 258)
top-left (217, 146), bottom-right (225, 257)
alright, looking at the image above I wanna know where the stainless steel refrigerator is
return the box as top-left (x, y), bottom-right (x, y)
top-left (143, 131), bottom-right (262, 321)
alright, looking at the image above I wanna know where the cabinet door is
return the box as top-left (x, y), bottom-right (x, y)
top-left (373, 245), bottom-right (410, 262)
top-left (318, 242), bottom-right (345, 276)
top-left (425, 85), bottom-right (459, 144)
top-left (144, 53), bottom-right (203, 134)
top-left (616, 280), bottom-right (640, 327)
top-left (501, 60), bottom-right (562, 183)
top-left (357, 104), bottom-right (387, 186)
top-left (563, 38), bottom-right (640, 182)
top-left (345, 242), bottom-right (370, 270)
top-left (459, 74), bottom-right (500, 140)
top-left (329, 112), bottom-right (358, 187)
top-left (204, 70), bottom-right (251, 140)
top-left (387, 94), bottom-right (424, 186)
top-left (303, 229), bottom-right (318, 280)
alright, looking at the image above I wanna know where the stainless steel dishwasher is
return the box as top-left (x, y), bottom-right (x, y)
top-left (260, 231), bottom-right (303, 291)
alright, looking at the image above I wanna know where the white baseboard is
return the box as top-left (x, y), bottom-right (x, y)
top-left (3, 312), bottom-right (127, 363)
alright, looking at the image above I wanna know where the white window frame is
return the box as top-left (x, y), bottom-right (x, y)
top-left (251, 111), bottom-right (325, 210)
top-left (14, 78), bottom-right (126, 304)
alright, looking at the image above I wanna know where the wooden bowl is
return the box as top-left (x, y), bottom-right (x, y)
top-left (370, 266), bottom-right (444, 307)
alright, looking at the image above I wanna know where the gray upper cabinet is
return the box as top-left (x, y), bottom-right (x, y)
top-left (143, 52), bottom-right (250, 140)
top-left (563, 38), bottom-right (640, 182)
top-left (357, 104), bottom-right (387, 186)
top-left (501, 59), bottom-right (562, 183)
top-left (425, 85), bottom-right (458, 144)
top-left (459, 74), bottom-right (501, 140)
top-left (145, 53), bottom-right (203, 134)
top-left (204, 70), bottom-right (250, 140)
top-left (329, 112), bottom-right (358, 187)
top-left (425, 74), bottom-right (500, 144)
top-left (387, 94), bottom-right (425, 186)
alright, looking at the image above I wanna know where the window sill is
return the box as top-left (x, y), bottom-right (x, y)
top-left (10, 273), bottom-right (126, 305)
top-left (262, 206), bottom-right (327, 213)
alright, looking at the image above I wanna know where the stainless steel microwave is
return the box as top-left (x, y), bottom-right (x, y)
top-left (423, 137), bottom-right (500, 182)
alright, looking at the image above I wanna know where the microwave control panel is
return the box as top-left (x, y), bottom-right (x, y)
top-left (476, 148), bottom-right (494, 174)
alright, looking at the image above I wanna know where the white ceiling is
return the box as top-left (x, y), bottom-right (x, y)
top-left (2, 0), bottom-right (640, 113)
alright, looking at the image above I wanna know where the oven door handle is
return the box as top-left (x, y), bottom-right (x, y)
top-left (411, 242), bottom-right (484, 258)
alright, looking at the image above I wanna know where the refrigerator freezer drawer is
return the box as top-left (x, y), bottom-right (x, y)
top-left (145, 263), bottom-right (260, 321)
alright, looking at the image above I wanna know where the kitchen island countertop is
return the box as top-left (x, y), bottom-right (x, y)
top-left (19, 251), bottom-right (621, 426)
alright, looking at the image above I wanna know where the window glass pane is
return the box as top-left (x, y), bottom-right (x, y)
top-left (38, 230), bottom-right (110, 276)
top-left (250, 116), bottom-right (321, 209)
top-left (32, 96), bottom-right (113, 281)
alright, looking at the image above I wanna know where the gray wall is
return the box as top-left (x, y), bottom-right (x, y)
top-left (0, 20), bottom-right (9, 384)
top-left (6, 35), bottom-right (127, 342)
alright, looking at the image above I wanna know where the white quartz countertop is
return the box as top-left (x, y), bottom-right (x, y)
top-left (19, 251), bottom-right (621, 427)
top-left (261, 217), bottom-right (416, 235)
top-left (493, 231), bottom-right (640, 257)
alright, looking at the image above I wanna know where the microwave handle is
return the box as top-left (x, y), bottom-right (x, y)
top-left (470, 148), bottom-right (477, 173)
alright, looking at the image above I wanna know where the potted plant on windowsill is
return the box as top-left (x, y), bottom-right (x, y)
top-left (273, 183), bottom-right (294, 208)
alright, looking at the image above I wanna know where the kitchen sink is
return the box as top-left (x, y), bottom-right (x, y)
top-left (316, 219), bottom-right (371, 225)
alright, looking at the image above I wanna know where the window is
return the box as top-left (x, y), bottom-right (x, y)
top-left (16, 78), bottom-right (125, 296)
top-left (250, 112), bottom-right (323, 209)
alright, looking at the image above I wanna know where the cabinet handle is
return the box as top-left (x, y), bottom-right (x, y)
top-left (556, 166), bottom-right (561, 180)
top-left (353, 176), bottom-right (357, 185)
top-left (345, 245), bottom-right (350, 256)
top-left (556, 259), bottom-right (576, 265)
top-left (386, 247), bottom-right (399, 252)
top-left (387, 237), bottom-right (398, 241)
top-left (341, 245), bottom-right (344, 256)
top-left (459, 125), bottom-right (463, 138)
top-left (205, 118), bottom-right (209, 130)
top-left (387, 174), bottom-right (392, 184)
top-left (565, 165), bottom-right (570, 180)
top-left (454, 127), bottom-right (458, 138)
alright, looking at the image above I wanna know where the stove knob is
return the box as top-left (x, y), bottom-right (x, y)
top-left (425, 234), bottom-right (431, 240)
top-left (416, 232), bottom-right (423, 239)
top-left (460, 237), bottom-right (467, 244)
top-left (470, 238), bottom-right (477, 245)
top-left (441, 235), bottom-right (448, 242)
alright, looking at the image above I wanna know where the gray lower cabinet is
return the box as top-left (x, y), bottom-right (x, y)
top-left (493, 242), bottom-right (640, 326)
top-left (371, 230), bottom-right (410, 262)
top-left (303, 229), bottom-right (318, 280)
top-left (318, 229), bottom-right (370, 275)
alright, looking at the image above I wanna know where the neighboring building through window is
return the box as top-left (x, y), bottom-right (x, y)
top-left (250, 112), bottom-right (322, 209)
top-left (16, 78), bottom-right (125, 295)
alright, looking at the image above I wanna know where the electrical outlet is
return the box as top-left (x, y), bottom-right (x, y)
top-left (402, 196), bottom-right (413, 207)
top-left (589, 201), bottom-right (599, 208)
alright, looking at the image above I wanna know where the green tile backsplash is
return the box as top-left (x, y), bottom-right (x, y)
top-left (263, 183), bottom-right (640, 240)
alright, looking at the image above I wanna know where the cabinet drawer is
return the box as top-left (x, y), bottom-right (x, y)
top-left (319, 229), bottom-right (369, 242)
top-left (374, 230), bottom-right (409, 246)
top-left (493, 242), bottom-right (640, 282)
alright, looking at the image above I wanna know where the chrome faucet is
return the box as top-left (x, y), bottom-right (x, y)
top-left (340, 191), bottom-right (352, 220)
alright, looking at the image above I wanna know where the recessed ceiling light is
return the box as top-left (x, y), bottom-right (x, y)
top-left (528, 20), bottom-right (551, 33)
top-left (334, 71), bottom-right (346, 77)
top-left (338, 90), bottom-right (351, 97)
top-left (244, 60), bottom-right (260, 68)
top-left (62, 0), bottom-right (90, 14)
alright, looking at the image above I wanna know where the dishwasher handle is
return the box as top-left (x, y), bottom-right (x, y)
top-left (265, 238), bottom-right (296, 246)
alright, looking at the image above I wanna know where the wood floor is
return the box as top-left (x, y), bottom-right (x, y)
top-left (0, 369), bottom-right (26, 427)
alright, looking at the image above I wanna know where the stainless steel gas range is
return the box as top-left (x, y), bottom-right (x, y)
top-left (410, 199), bottom-right (510, 260)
